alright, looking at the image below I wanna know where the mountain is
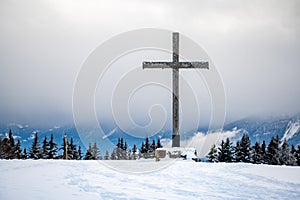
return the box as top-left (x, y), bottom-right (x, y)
top-left (1, 114), bottom-right (300, 155)
top-left (224, 114), bottom-right (300, 146)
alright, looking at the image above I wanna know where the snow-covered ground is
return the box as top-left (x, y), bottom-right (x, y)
top-left (1, 160), bottom-right (300, 199)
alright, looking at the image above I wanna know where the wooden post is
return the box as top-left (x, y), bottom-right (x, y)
top-left (172, 32), bottom-right (180, 147)
top-left (63, 135), bottom-right (68, 160)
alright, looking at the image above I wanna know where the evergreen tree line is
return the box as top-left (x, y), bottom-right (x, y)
top-left (0, 130), bottom-right (84, 160)
top-left (0, 130), bottom-right (163, 160)
top-left (110, 136), bottom-right (162, 160)
top-left (207, 134), bottom-right (300, 166)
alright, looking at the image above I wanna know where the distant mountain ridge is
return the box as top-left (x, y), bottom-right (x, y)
top-left (1, 114), bottom-right (300, 154)
top-left (224, 114), bottom-right (300, 146)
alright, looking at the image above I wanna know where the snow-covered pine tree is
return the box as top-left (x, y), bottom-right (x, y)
top-left (29, 132), bottom-right (40, 159)
top-left (22, 148), bottom-right (28, 159)
top-left (0, 135), bottom-right (3, 159)
top-left (145, 136), bottom-right (150, 153)
top-left (7, 129), bottom-right (15, 159)
top-left (240, 134), bottom-right (251, 163)
top-left (41, 136), bottom-right (50, 159)
top-left (104, 150), bottom-right (109, 160)
top-left (234, 141), bottom-right (242, 162)
top-left (67, 137), bottom-right (78, 160)
top-left (150, 140), bottom-right (156, 153)
top-left (77, 146), bottom-right (82, 160)
top-left (157, 138), bottom-right (162, 148)
top-left (14, 139), bottom-right (22, 159)
top-left (296, 145), bottom-right (300, 166)
top-left (121, 141), bottom-right (128, 159)
top-left (91, 142), bottom-right (102, 160)
top-left (84, 144), bottom-right (93, 160)
top-left (259, 140), bottom-right (267, 164)
top-left (207, 144), bottom-right (218, 162)
top-left (8, 129), bottom-right (15, 147)
top-left (218, 140), bottom-right (226, 162)
top-left (224, 138), bottom-right (234, 162)
top-left (110, 149), bottom-right (117, 160)
top-left (140, 142), bottom-right (146, 154)
top-left (48, 134), bottom-right (58, 159)
top-left (291, 144), bottom-right (296, 155)
top-left (0, 131), bottom-right (14, 159)
top-left (120, 138), bottom-right (125, 150)
top-left (266, 136), bottom-right (281, 165)
top-left (251, 141), bottom-right (261, 164)
top-left (132, 144), bottom-right (137, 160)
top-left (280, 139), bottom-right (297, 166)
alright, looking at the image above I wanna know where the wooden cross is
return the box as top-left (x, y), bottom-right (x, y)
top-left (143, 32), bottom-right (209, 147)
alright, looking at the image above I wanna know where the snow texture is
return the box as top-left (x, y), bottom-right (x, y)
top-left (1, 160), bottom-right (300, 199)
top-left (282, 121), bottom-right (300, 143)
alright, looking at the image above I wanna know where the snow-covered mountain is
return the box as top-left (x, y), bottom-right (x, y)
top-left (224, 114), bottom-right (300, 146)
top-left (1, 114), bottom-right (300, 154)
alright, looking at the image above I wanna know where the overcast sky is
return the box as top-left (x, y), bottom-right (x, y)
top-left (0, 0), bottom-right (300, 126)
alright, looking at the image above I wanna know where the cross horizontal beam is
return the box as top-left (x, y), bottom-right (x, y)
top-left (143, 61), bottom-right (209, 69)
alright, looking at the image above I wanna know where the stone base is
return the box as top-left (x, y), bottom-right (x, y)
top-left (155, 147), bottom-right (197, 161)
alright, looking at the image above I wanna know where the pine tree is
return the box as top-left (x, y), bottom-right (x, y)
top-left (207, 144), bottom-right (218, 162)
top-left (280, 139), bottom-right (296, 166)
top-left (140, 142), bottom-right (146, 154)
top-left (157, 138), bottom-right (162, 148)
top-left (8, 129), bottom-right (15, 148)
top-left (48, 134), bottom-right (58, 159)
top-left (14, 139), bottom-right (22, 159)
top-left (124, 141), bottom-right (127, 151)
top-left (104, 150), bottom-right (109, 160)
top-left (0, 135), bottom-right (4, 159)
top-left (91, 142), bottom-right (101, 160)
top-left (240, 134), bottom-right (251, 163)
top-left (121, 141), bottom-right (128, 160)
top-left (251, 141), bottom-right (261, 164)
top-left (41, 136), bottom-right (50, 159)
top-left (218, 140), bottom-right (226, 162)
top-left (84, 144), bottom-right (93, 160)
top-left (234, 141), bottom-right (242, 162)
top-left (266, 136), bottom-right (280, 165)
top-left (145, 136), bottom-right (150, 153)
top-left (77, 146), bottom-right (83, 160)
top-left (132, 144), bottom-right (137, 160)
top-left (1, 138), bottom-right (8, 159)
top-left (67, 137), bottom-right (78, 160)
top-left (22, 148), bottom-right (28, 159)
top-left (223, 138), bottom-right (234, 162)
top-left (6, 129), bottom-right (15, 159)
top-left (259, 140), bottom-right (267, 164)
top-left (29, 132), bottom-right (40, 159)
top-left (110, 149), bottom-right (117, 160)
top-left (296, 145), bottom-right (300, 166)
top-left (117, 138), bottom-right (121, 149)
top-left (150, 140), bottom-right (156, 153)
top-left (291, 144), bottom-right (296, 155)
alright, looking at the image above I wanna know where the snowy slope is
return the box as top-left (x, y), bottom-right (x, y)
top-left (0, 160), bottom-right (300, 199)
top-left (282, 121), bottom-right (300, 143)
top-left (224, 115), bottom-right (300, 146)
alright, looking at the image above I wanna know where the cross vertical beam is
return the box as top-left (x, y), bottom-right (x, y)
top-left (172, 32), bottom-right (180, 147)
top-left (142, 32), bottom-right (209, 149)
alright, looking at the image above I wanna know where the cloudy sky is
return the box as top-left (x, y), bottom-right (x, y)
top-left (1, 0), bottom-right (299, 127)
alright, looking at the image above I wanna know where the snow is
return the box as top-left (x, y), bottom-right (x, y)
top-left (102, 127), bottom-right (117, 139)
top-left (162, 130), bottom-right (241, 157)
top-left (0, 160), bottom-right (300, 199)
top-left (282, 121), bottom-right (300, 142)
